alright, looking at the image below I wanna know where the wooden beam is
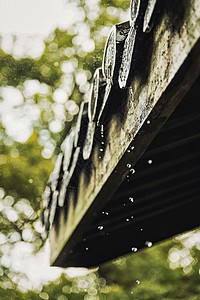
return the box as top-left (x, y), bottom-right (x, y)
top-left (49, 0), bottom-right (200, 267)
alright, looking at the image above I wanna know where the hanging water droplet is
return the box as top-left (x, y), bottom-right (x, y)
top-left (130, 215), bottom-right (134, 219)
top-left (99, 156), bottom-right (102, 159)
top-left (98, 226), bottom-right (104, 230)
top-left (85, 247), bottom-right (89, 250)
top-left (140, 228), bottom-right (144, 231)
top-left (129, 197), bottom-right (134, 202)
top-left (83, 238), bottom-right (87, 242)
top-left (148, 159), bottom-right (153, 164)
top-left (126, 218), bottom-right (130, 222)
top-left (131, 146), bottom-right (135, 150)
top-left (131, 247), bottom-right (137, 252)
top-left (100, 148), bottom-right (104, 152)
top-left (127, 164), bottom-right (131, 168)
top-left (101, 141), bottom-right (105, 145)
top-left (127, 175), bottom-right (129, 178)
top-left (145, 241), bottom-right (152, 247)
top-left (127, 149), bottom-right (131, 153)
top-left (136, 280), bottom-right (140, 285)
top-left (130, 169), bottom-right (135, 174)
top-left (147, 120), bottom-right (151, 124)
top-left (123, 203), bottom-right (126, 206)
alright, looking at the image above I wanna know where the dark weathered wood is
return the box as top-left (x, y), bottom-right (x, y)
top-left (48, 0), bottom-right (200, 267)
top-left (99, 21), bottom-right (130, 123)
top-left (82, 121), bottom-right (96, 160)
top-left (143, 0), bottom-right (158, 32)
top-left (88, 68), bottom-right (106, 123)
top-left (130, 0), bottom-right (140, 27)
top-left (74, 102), bottom-right (89, 148)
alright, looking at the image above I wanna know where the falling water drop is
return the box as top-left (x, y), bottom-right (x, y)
top-left (126, 218), bottom-right (130, 222)
top-left (100, 148), bottom-right (104, 152)
top-left (127, 164), bottom-right (131, 168)
top-left (130, 169), bottom-right (135, 174)
top-left (147, 120), bottom-right (151, 124)
top-left (98, 226), bottom-right (104, 230)
top-left (85, 247), bottom-right (89, 251)
top-left (145, 241), bottom-right (153, 247)
top-left (131, 247), bottom-right (137, 252)
top-left (148, 159), bottom-right (153, 164)
top-left (131, 146), bottom-right (135, 150)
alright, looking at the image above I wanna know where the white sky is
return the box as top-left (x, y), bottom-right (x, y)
top-left (0, 0), bottom-right (75, 36)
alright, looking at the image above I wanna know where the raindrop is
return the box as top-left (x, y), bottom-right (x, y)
top-left (130, 216), bottom-right (134, 219)
top-left (127, 164), bottom-right (131, 168)
top-left (140, 228), bottom-right (144, 231)
top-left (147, 120), bottom-right (151, 124)
top-left (127, 149), bottom-right (131, 153)
top-left (148, 159), bottom-right (153, 164)
top-left (131, 247), bottom-right (137, 252)
top-left (99, 156), bottom-right (102, 159)
top-left (100, 148), bottom-right (104, 152)
top-left (130, 169), bottom-right (135, 174)
top-left (127, 175), bottom-right (129, 178)
top-left (101, 141), bottom-right (104, 145)
top-left (102, 211), bottom-right (109, 215)
top-left (98, 226), bottom-right (104, 230)
top-left (131, 146), bottom-right (135, 150)
top-left (126, 218), bottom-right (130, 222)
top-left (83, 238), bottom-right (87, 242)
top-left (136, 280), bottom-right (140, 285)
top-left (129, 197), bottom-right (134, 202)
top-left (145, 241), bottom-right (153, 247)
top-left (85, 247), bottom-right (89, 251)
top-left (29, 178), bottom-right (33, 183)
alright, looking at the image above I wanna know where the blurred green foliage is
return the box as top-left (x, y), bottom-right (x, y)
top-left (0, 0), bottom-right (200, 299)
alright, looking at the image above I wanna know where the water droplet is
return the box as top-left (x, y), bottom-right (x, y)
top-left (145, 241), bottom-right (152, 247)
top-left (99, 156), bottom-right (102, 159)
top-left (127, 149), bottom-right (131, 153)
top-left (123, 203), bottom-right (126, 206)
top-left (140, 228), bottom-right (144, 231)
top-left (147, 120), bottom-right (151, 124)
top-left (130, 169), bottom-right (135, 174)
top-left (136, 280), bottom-right (140, 285)
top-left (126, 218), bottom-right (130, 222)
top-left (98, 226), bottom-right (104, 230)
top-left (148, 159), bottom-right (152, 164)
top-left (131, 215), bottom-right (134, 219)
top-left (100, 148), bottom-right (104, 152)
top-left (127, 175), bottom-right (129, 178)
top-left (127, 164), bottom-right (131, 168)
top-left (102, 211), bottom-right (109, 215)
top-left (101, 141), bottom-right (104, 145)
top-left (131, 146), bottom-right (135, 150)
top-left (85, 247), bottom-right (89, 250)
top-left (131, 247), bottom-right (137, 252)
top-left (29, 178), bottom-right (33, 183)
top-left (83, 238), bottom-right (87, 242)
top-left (129, 197), bottom-right (134, 202)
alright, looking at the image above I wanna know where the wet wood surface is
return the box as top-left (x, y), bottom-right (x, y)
top-left (49, 0), bottom-right (200, 267)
